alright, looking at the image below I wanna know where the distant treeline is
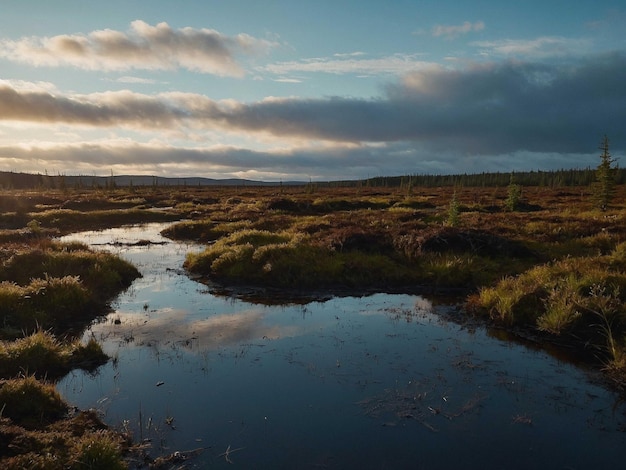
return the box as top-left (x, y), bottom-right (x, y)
top-left (360, 168), bottom-right (626, 189)
top-left (0, 167), bottom-right (623, 190)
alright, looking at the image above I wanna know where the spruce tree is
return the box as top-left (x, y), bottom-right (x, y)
top-left (593, 135), bottom-right (617, 211)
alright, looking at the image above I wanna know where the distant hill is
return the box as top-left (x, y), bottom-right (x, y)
top-left (0, 171), bottom-right (305, 189)
top-left (0, 167), bottom-right (619, 191)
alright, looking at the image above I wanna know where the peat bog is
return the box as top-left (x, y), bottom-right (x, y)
top-left (1, 183), bottom-right (626, 467)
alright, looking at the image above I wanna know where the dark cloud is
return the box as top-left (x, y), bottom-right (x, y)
top-left (1, 51), bottom-right (625, 157)
top-left (0, 141), bottom-right (598, 181)
top-left (220, 52), bottom-right (625, 154)
top-left (0, 86), bottom-right (188, 127)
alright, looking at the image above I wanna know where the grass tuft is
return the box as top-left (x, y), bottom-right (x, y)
top-left (0, 376), bottom-right (67, 428)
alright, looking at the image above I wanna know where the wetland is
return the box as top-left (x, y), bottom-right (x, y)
top-left (59, 223), bottom-right (626, 469)
top-left (1, 183), bottom-right (626, 468)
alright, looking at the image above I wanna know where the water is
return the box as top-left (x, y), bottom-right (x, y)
top-left (58, 223), bottom-right (626, 469)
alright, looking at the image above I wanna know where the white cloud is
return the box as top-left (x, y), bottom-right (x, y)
top-left (1, 51), bottom-right (625, 165)
top-left (0, 20), bottom-right (279, 77)
top-left (273, 77), bottom-right (303, 83)
top-left (261, 53), bottom-right (434, 76)
top-left (111, 76), bottom-right (160, 84)
top-left (471, 36), bottom-right (592, 58)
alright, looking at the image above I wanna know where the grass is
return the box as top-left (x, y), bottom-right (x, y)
top-left (183, 222), bottom-right (533, 293)
top-left (0, 191), bottom-right (154, 466)
top-left (4, 183), bottom-right (626, 461)
top-left (469, 249), bottom-right (626, 376)
top-left (0, 240), bottom-right (140, 336)
top-left (0, 330), bottom-right (107, 379)
top-left (0, 375), bottom-right (67, 428)
top-left (1, 405), bottom-right (129, 469)
top-left (185, 228), bottom-right (429, 290)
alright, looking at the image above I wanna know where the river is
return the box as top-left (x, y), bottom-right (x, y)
top-left (58, 223), bottom-right (626, 469)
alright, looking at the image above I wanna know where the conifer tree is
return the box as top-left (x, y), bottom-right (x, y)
top-left (447, 190), bottom-right (460, 227)
top-left (593, 135), bottom-right (617, 211)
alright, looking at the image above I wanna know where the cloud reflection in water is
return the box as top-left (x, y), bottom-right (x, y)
top-left (91, 308), bottom-right (300, 352)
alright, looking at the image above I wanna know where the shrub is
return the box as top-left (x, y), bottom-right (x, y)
top-left (536, 286), bottom-right (584, 334)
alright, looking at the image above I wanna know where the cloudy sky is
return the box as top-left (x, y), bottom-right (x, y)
top-left (0, 0), bottom-right (625, 181)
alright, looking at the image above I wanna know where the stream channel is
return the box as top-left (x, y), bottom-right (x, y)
top-left (58, 223), bottom-right (626, 469)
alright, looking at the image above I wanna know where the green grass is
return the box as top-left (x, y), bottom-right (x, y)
top-left (0, 242), bottom-right (140, 335)
top-left (68, 431), bottom-right (128, 470)
top-left (0, 240), bottom-right (139, 293)
top-left (185, 228), bottom-right (419, 289)
top-left (471, 247), bottom-right (626, 370)
top-left (183, 227), bottom-right (511, 291)
top-left (0, 375), bottom-right (67, 429)
top-left (25, 208), bottom-right (178, 234)
top-left (0, 331), bottom-right (107, 379)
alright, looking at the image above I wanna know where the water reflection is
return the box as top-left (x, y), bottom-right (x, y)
top-left (95, 308), bottom-right (300, 351)
top-left (57, 224), bottom-right (626, 469)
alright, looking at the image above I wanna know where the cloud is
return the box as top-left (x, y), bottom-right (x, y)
top-left (0, 140), bottom-right (379, 180)
top-left (472, 36), bottom-right (592, 58)
top-left (88, 308), bottom-right (300, 351)
top-left (0, 140), bottom-right (604, 182)
top-left (1, 51), bottom-right (625, 157)
top-left (261, 53), bottom-right (433, 76)
top-left (0, 83), bottom-right (188, 128)
top-left (432, 21), bottom-right (485, 40)
top-left (273, 77), bottom-right (303, 83)
top-left (111, 76), bottom-right (160, 84)
top-left (0, 20), bottom-right (278, 76)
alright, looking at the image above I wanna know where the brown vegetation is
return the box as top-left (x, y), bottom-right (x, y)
top-left (3, 181), bottom-right (626, 465)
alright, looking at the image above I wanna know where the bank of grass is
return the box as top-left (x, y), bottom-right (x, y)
top-left (0, 376), bottom-right (128, 469)
top-left (0, 330), bottom-right (107, 379)
top-left (28, 208), bottom-right (179, 234)
top-left (184, 227), bottom-right (522, 291)
top-left (0, 208), bottom-right (178, 236)
top-left (0, 224), bottom-right (143, 467)
top-left (161, 218), bottom-right (247, 242)
top-left (470, 243), bottom-right (626, 382)
top-left (0, 240), bottom-right (140, 337)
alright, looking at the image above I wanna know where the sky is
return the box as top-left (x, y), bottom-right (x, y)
top-left (0, 0), bottom-right (625, 182)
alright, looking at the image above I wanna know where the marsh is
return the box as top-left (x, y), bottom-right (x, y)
top-left (58, 223), bottom-right (626, 469)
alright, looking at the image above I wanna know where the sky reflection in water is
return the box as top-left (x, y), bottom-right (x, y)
top-left (58, 224), bottom-right (626, 469)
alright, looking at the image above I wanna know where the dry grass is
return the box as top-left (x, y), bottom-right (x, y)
top-left (3, 182), bottom-right (626, 462)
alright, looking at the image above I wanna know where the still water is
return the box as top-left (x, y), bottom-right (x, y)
top-left (58, 223), bottom-right (626, 469)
